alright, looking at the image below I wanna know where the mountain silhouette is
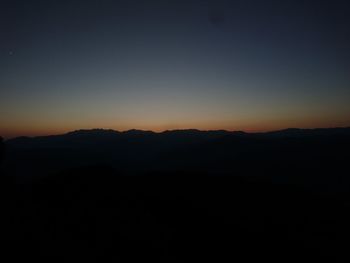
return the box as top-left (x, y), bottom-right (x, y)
top-left (0, 136), bottom-right (4, 163)
top-left (3, 127), bottom-right (350, 190)
top-left (2, 127), bottom-right (350, 261)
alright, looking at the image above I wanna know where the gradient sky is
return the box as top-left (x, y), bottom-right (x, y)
top-left (1, 0), bottom-right (350, 138)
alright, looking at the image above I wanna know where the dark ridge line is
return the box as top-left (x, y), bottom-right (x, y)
top-left (3, 126), bottom-right (350, 142)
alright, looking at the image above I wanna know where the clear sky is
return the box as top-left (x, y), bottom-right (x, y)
top-left (1, 0), bottom-right (350, 138)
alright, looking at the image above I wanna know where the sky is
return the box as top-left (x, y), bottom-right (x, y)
top-left (1, 0), bottom-right (350, 138)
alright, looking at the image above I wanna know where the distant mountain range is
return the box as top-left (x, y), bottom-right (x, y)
top-left (2, 127), bottom-right (350, 191)
top-left (5, 126), bottom-right (350, 144)
top-left (2, 127), bottom-right (350, 262)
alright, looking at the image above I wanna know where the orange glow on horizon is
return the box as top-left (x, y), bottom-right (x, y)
top-left (2, 118), bottom-right (350, 140)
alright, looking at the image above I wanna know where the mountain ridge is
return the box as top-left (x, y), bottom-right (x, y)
top-left (4, 126), bottom-right (350, 143)
top-left (2, 126), bottom-right (350, 192)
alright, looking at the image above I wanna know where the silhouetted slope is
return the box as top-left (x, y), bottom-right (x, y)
top-left (0, 136), bottom-right (4, 163)
top-left (263, 127), bottom-right (350, 138)
top-left (3, 127), bottom-right (350, 191)
top-left (6, 127), bottom-right (350, 147)
top-left (2, 128), bottom-right (350, 261)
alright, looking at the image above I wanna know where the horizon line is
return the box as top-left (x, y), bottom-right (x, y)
top-left (2, 126), bottom-right (350, 141)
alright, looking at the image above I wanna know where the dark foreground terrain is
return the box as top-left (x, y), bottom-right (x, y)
top-left (1, 128), bottom-right (350, 262)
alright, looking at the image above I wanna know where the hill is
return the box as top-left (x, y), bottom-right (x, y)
top-left (1, 127), bottom-right (350, 261)
top-left (2, 127), bottom-right (350, 191)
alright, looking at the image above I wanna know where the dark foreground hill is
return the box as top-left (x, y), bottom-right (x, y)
top-left (1, 169), bottom-right (350, 262)
top-left (1, 128), bottom-right (350, 262)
